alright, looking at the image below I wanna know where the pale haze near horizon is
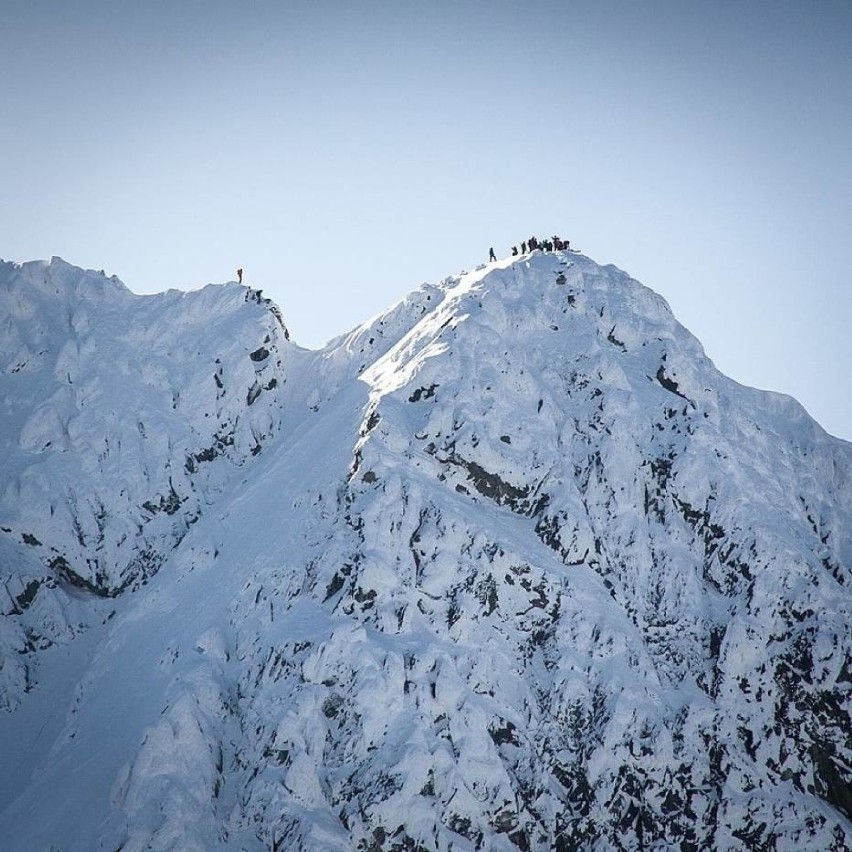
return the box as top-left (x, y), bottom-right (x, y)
top-left (2, 1), bottom-right (850, 439)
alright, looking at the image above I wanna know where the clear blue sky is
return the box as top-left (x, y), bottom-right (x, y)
top-left (2, 1), bottom-right (851, 439)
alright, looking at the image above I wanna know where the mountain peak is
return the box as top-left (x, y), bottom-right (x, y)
top-left (1, 252), bottom-right (850, 850)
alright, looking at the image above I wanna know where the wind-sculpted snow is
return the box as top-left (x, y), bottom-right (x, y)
top-left (0, 253), bottom-right (850, 850)
top-left (0, 257), bottom-right (297, 708)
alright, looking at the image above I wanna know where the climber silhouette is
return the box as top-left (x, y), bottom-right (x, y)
top-left (237, 268), bottom-right (243, 284)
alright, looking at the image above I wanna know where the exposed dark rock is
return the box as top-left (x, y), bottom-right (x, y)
top-left (363, 408), bottom-right (380, 435)
top-left (655, 366), bottom-right (691, 404)
top-left (324, 572), bottom-right (345, 601)
top-left (489, 719), bottom-right (519, 746)
top-left (409, 384), bottom-right (439, 402)
top-left (49, 556), bottom-right (113, 598)
top-left (141, 482), bottom-right (182, 516)
top-left (607, 326), bottom-right (626, 350)
top-left (443, 453), bottom-right (530, 508)
top-left (15, 580), bottom-right (41, 612)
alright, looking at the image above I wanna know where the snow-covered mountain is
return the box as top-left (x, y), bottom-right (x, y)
top-left (0, 251), bottom-right (849, 851)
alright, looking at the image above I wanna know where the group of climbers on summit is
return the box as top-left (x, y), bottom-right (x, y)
top-left (235, 234), bottom-right (571, 288)
top-left (489, 235), bottom-right (572, 263)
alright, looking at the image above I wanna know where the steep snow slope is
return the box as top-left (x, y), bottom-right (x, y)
top-left (0, 252), bottom-right (850, 850)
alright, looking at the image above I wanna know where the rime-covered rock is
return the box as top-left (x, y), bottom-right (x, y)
top-left (0, 252), bottom-right (850, 850)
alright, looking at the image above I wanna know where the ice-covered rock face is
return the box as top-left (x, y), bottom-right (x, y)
top-left (0, 258), bottom-right (294, 593)
top-left (0, 258), bottom-right (298, 710)
top-left (228, 253), bottom-right (852, 850)
top-left (1, 252), bottom-right (850, 851)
